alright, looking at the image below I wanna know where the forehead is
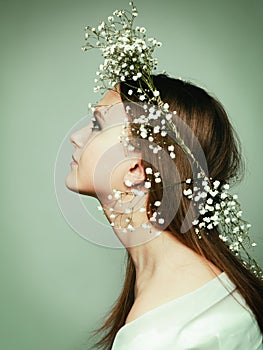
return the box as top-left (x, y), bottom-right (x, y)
top-left (96, 86), bottom-right (121, 107)
top-left (94, 86), bottom-right (128, 124)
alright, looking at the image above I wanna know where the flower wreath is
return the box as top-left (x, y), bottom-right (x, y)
top-left (81, 1), bottom-right (262, 280)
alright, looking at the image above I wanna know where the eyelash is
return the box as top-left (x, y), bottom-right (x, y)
top-left (91, 118), bottom-right (101, 131)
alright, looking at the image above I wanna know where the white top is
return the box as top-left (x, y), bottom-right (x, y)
top-left (112, 272), bottom-right (262, 349)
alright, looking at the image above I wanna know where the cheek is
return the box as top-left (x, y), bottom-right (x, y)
top-left (78, 128), bottom-right (124, 189)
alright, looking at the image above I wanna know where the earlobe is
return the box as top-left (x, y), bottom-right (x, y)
top-left (123, 160), bottom-right (145, 187)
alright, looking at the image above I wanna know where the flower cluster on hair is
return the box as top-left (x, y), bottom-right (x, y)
top-left (82, 2), bottom-right (262, 281)
top-left (82, 1), bottom-right (161, 94)
top-left (82, 2), bottom-right (191, 164)
top-left (182, 173), bottom-right (262, 279)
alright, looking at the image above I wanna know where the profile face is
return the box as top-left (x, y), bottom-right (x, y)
top-left (65, 87), bottom-right (133, 198)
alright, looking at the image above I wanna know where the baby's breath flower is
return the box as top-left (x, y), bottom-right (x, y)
top-left (145, 167), bottom-right (153, 174)
top-left (144, 181), bottom-right (151, 189)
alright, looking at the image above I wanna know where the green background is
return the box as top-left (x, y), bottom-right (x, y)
top-left (1, 0), bottom-right (262, 349)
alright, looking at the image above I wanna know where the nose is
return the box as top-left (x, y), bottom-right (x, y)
top-left (70, 125), bottom-right (91, 148)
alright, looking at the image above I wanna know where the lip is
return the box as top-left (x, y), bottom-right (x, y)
top-left (71, 155), bottom-right (78, 164)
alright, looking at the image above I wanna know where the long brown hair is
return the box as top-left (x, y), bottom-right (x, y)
top-left (89, 74), bottom-right (263, 349)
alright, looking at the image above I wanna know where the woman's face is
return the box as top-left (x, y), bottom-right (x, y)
top-left (65, 87), bottom-right (137, 198)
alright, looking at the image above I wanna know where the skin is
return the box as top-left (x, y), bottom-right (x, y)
top-left (66, 85), bottom-right (223, 325)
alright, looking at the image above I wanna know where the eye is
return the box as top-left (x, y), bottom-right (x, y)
top-left (91, 117), bottom-right (101, 131)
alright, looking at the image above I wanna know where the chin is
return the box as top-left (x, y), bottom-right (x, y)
top-left (65, 176), bottom-right (78, 193)
top-left (65, 176), bottom-right (96, 197)
top-left (65, 171), bottom-right (80, 192)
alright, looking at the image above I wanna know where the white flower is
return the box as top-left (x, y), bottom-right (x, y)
top-left (139, 95), bottom-right (146, 101)
top-left (153, 90), bottom-right (160, 97)
top-left (128, 224), bottom-right (135, 231)
top-left (139, 207), bottom-right (146, 212)
top-left (209, 190), bottom-right (218, 197)
top-left (163, 103), bottom-right (169, 110)
top-left (131, 189), bottom-right (145, 197)
top-left (237, 210), bottom-right (242, 217)
top-left (155, 177), bottom-right (161, 183)
top-left (142, 223), bottom-right (151, 229)
top-left (155, 145), bottom-right (162, 153)
top-left (183, 189), bottom-right (192, 196)
top-left (113, 190), bottom-right (121, 199)
top-left (124, 180), bottom-right (133, 187)
top-left (219, 234), bottom-right (228, 242)
top-left (128, 89), bottom-right (133, 95)
top-left (154, 201), bottom-right (161, 206)
top-left (203, 217), bottom-right (211, 223)
top-left (221, 193), bottom-right (227, 199)
top-left (213, 180), bottom-right (220, 189)
top-left (158, 218), bottom-right (165, 224)
top-left (127, 145), bottom-right (135, 151)
top-left (170, 152), bottom-right (176, 159)
top-left (144, 181), bottom-right (151, 188)
top-left (207, 198), bottom-right (213, 205)
top-left (145, 167), bottom-right (153, 174)
top-left (168, 145), bottom-right (174, 151)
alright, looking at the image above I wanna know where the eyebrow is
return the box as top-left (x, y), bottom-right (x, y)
top-left (93, 101), bottom-right (121, 122)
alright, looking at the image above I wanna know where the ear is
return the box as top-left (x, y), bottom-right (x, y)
top-left (123, 159), bottom-right (145, 187)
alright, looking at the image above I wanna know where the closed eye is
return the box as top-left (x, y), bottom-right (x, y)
top-left (91, 117), bottom-right (102, 131)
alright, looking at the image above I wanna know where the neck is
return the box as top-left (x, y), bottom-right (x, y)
top-left (126, 230), bottom-right (209, 299)
top-left (99, 195), bottom-right (218, 299)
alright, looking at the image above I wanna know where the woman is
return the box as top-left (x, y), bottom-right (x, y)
top-left (66, 3), bottom-right (263, 349)
top-left (67, 75), bottom-right (263, 350)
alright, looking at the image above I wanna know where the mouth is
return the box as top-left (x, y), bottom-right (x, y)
top-left (72, 155), bottom-right (78, 164)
